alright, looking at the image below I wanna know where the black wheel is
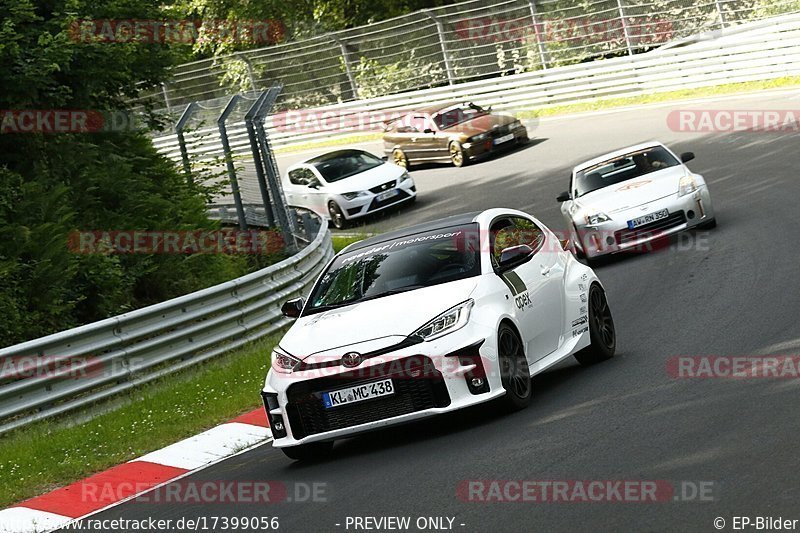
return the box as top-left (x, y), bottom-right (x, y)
top-left (449, 141), bottom-right (467, 167)
top-left (392, 148), bottom-right (409, 168)
top-left (327, 201), bottom-right (347, 230)
top-left (697, 218), bottom-right (717, 230)
top-left (281, 441), bottom-right (333, 461)
top-left (574, 284), bottom-right (616, 366)
top-left (498, 323), bottom-right (532, 411)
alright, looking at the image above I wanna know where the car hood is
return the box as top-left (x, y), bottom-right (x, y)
top-left (279, 277), bottom-right (479, 360)
top-left (323, 163), bottom-right (406, 194)
top-left (576, 166), bottom-right (687, 215)
top-left (445, 113), bottom-right (518, 138)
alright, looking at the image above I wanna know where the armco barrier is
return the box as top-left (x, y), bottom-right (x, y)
top-left (150, 13), bottom-right (800, 160)
top-left (0, 213), bottom-right (334, 435)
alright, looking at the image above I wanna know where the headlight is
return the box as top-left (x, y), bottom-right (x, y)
top-left (678, 175), bottom-right (698, 197)
top-left (272, 347), bottom-right (301, 373)
top-left (400, 171), bottom-right (411, 182)
top-left (585, 212), bottom-right (611, 225)
top-left (412, 300), bottom-right (474, 341)
top-left (341, 191), bottom-right (368, 201)
top-left (470, 132), bottom-right (489, 143)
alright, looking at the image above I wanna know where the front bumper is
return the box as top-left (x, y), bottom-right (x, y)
top-left (262, 327), bottom-right (503, 447)
top-left (338, 177), bottom-right (416, 221)
top-left (573, 186), bottom-right (715, 258)
top-left (463, 123), bottom-right (528, 161)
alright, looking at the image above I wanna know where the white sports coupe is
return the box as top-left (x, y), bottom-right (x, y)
top-left (557, 142), bottom-right (716, 262)
top-left (262, 208), bottom-right (616, 460)
top-left (283, 149), bottom-right (416, 230)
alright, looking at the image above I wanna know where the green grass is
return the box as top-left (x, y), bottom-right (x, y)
top-left (273, 77), bottom-right (800, 155)
top-left (332, 234), bottom-right (370, 253)
top-left (0, 332), bottom-right (283, 509)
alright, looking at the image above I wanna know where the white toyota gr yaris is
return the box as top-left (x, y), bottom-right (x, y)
top-left (262, 208), bottom-right (616, 460)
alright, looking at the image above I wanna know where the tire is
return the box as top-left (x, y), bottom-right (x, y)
top-left (449, 141), bottom-right (467, 167)
top-left (392, 148), bottom-right (409, 168)
top-left (498, 323), bottom-right (532, 411)
top-left (327, 201), bottom-right (348, 230)
top-left (697, 218), bottom-right (717, 230)
top-left (281, 441), bottom-right (334, 462)
top-left (574, 284), bottom-right (616, 366)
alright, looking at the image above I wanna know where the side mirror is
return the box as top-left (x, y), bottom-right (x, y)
top-left (556, 191), bottom-right (571, 202)
top-left (281, 298), bottom-right (304, 318)
top-left (680, 152), bottom-right (695, 163)
top-left (308, 181), bottom-right (320, 190)
top-left (423, 128), bottom-right (434, 134)
top-left (497, 244), bottom-right (533, 271)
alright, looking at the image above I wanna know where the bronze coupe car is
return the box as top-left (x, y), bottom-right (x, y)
top-left (382, 102), bottom-right (529, 168)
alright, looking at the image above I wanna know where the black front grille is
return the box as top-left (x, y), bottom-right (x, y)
top-left (369, 180), bottom-right (396, 194)
top-left (286, 356), bottom-right (450, 439)
top-left (615, 210), bottom-right (687, 245)
top-left (367, 189), bottom-right (410, 211)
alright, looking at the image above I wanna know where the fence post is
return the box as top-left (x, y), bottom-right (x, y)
top-left (527, 0), bottom-right (550, 69)
top-left (218, 95), bottom-right (247, 231)
top-left (333, 36), bottom-right (359, 100)
top-left (175, 102), bottom-right (198, 183)
top-left (161, 83), bottom-right (172, 114)
top-left (244, 92), bottom-right (275, 228)
top-left (714, 0), bottom-right (728, 27)
top-left (616, 0), bottom-right (634, 56)
top-left (422, 10), bottom-right (456, 85)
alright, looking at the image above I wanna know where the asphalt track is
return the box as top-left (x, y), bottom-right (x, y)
top-left (75, 89), bottom-right (800, 532)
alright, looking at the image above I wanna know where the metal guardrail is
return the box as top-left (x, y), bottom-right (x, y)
top-left (150, 13), bottom-right (800, 159)
top-left (0, 213), bottom-right (334, 435)
top-left (131, 0), bottom-right (798, 114)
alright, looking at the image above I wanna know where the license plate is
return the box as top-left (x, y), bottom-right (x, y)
top-left (494, 133), bottom-right (514, 145)
top-left (627, 209), bottom-right (669, 229)
top-left (322, 379), bottom-right (394, 409)
top-left (376, 189), bottom-right (399, 202)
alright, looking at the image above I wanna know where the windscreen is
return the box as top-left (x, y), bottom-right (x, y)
top-left (433, 103), bottom-right (487, 130)
top-left (305, 224), bottom-right (481, 315)
top-left (311, 150), bottom-right (384, 182)
top-left (574, 145), bottom-right (680, 197)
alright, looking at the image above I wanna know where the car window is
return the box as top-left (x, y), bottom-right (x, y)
top-left (433, 103), bottom-right (487, 129)
top-left (490, 216), bottom-right (545, 267)
top-left (305, 224), bottom-right (481, 314)
top-left (288, 167), bottom-right (316, 186)
top-left (574, 145), bottom-right (680, 197)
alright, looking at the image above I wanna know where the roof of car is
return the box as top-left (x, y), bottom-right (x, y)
top-left (342, 212), bottom-right (481, 253)
top-left (304, 149), bottom-right (371, 165)
top-left (573, 141), bottom-right (666, 173)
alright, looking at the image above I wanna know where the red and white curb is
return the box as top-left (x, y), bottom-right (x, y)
top-left (0, 409), bottom-right (270, 533)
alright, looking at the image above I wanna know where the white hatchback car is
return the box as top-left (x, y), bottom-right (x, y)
top-left (283, 149), bottom-right (416, 229)
top-left (557, 142), bottom-right (716, 262)
top-left (262, 209), bottom-right (616, 461)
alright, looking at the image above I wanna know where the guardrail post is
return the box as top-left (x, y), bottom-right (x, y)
top-left (527, 0), bottom-right (550, 69)
top-left (714, 0), bottom-right (728, 28)
top-left (616, 0), bottom-right (634, 56)
top-left (175, 102), bottom-right (199, 183)
top-left (244, 92), bottom-right (276, 228)
top-left (333, 36), bottom-right (359, 100)
top-left (422, 10), bottom-right (456, 85)
top-left (218, 95), bottom-right (247, 230)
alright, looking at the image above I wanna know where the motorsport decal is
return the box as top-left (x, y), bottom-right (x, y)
top-left (572, 326), bottom-right (589, 337)
top-left (341, 229), bottom-right (464, 264)
top-left (580, 293), bottom-right (587, 302)
top-left (500, 270), bottom-right (527, 296)
top-left (515, 290), bottom-right (533, 311)
top-left (580, 305), bottom-right (587, 315)
top-left (571, 315), bottom-right (588, 328)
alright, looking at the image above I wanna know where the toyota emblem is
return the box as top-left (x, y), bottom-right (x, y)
top-left (341, 352), bottom-right (362, 368)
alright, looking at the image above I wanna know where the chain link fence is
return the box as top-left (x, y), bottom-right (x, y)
top-left (133, 0), bottom-right (800, 115)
